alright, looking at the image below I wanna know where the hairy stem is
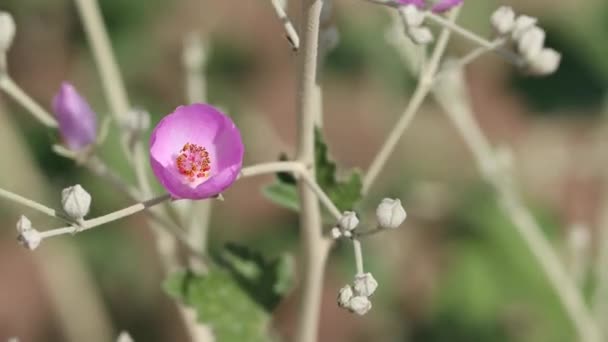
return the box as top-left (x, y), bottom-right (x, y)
top-left (294, 1), bottom-right (332, 341)
top-left (433, 71), bottom-right (601, 342)
top-left (0, 74), bottom-right (58, 128)
top-left (363, 8), bottom-right (459, 194)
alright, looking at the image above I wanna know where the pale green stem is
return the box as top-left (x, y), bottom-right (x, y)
top-left (362, 8), bottom-right (460, 194)
top-left (39, 194), bottom-right (171, 239)
top-left (0, 74), bottom-right (58, 128)
top-left (269, 0), bottom-right (300, 50)
top-left (294, 1), bottom-right (332, 342)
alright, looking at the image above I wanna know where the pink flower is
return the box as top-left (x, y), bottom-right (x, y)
top-left (149, 104), bottom-right (244, 200)
top-left (52, 82), bottom-right (97, 150)
top-left (397, 0), bottom-right (463, 13)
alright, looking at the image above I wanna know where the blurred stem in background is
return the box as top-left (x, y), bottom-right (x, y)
top-left (433, 63), bottom-right (601, 342)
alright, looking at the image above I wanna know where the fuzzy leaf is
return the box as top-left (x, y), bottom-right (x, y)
top-left (164, 244), bottom-right (294, 342)
top-left (263, 129), bottom-right (363, 213)
top-left (262, 182), bottom-right (299, 212)
top-left (164, 270), bottom-right (269, 342)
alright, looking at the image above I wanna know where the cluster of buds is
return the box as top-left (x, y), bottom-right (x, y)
top-left (399, 5), bottom-right (434, 45)
top-left (490, 6), bottom-right (561, 76)
top-left (337, 272), bottom-right (378, 315)
top-left (330, 211), bottom-right (359, 239)
top-left (16, 215), bottom-right (41, 250)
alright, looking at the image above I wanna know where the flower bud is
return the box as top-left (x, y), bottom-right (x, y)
top-left (0, 12), bottom-right (16, 53)
top-left (16, 215), bottom-right (31, 233)
top-left (52, 82), bottom-right (98, 151)
top-left (353, 272), bottom-right (378, 297)
top-left (18, 228), bottom-right (41, 250)
top-left (330, 227), bottom-right (342, 239)
top-left (348, 296), bottom-right (372, 315)
top-left (490, 6), bottom-right (515, 35)
top-left (402, 5), bottom-right (425, 27)
top-left (61, 184), bottom-right (92, 220)
top-left (116, 332), bottom-right (134, 342)
top-left (337, 285), bottom-right (354, 308)
top-left (512, 15), bottom-right (538, 41)
top-left (408, 26), bottom-right (434, 45)
top-left (338, 211), bottom-right (359, 231)
top-left (518, 26), bottom-right (545, 62)
top-left (376, 198), bottom-right (407, 229)
top-left (527, 48), bottom-right (561, 76)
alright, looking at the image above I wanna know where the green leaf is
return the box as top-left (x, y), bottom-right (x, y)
top-left (219, 243), bottom-right (294, 311)
top-left (164, 270), bottom-right (269, 342)
top-left (163, 244), bottom-right (294, 342)
top-left (262, 129), bottom-right (363, 213)
top-left (262, 182), bottom-right (299, 212)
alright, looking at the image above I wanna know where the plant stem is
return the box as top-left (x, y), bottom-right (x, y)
top-left (433, 38), bottom-right (506, 82)
top-left (73, 0), bottom-right (130, 119)
top-left (433, 72), bottom-right (601, 342)
top-left (362, 8), bottom-right (459, 194)
top-left (269, 0), bottom-right (300, 50)
top-left (39, 193), bottom-right (171, 239)
top-left (0, 74), bottom-right (58, 128)
top-left (0, 186), bottom-right (65, 219)
top-left (352, 238), bottom-right (364, 275)
top-left (294, 1), bottom-right (332, 342)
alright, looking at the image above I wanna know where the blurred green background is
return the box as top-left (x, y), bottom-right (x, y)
top-left (1, 0), bottom-right (608, 341)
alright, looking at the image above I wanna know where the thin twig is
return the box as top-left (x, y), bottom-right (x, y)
top-left (268, 0), bottom-right (300, 50)
top-left (39, 193), bottom-right (171, 239)
top-left (363, 8), bottom-right (460, 194)
top-left (433, 69), bottom-right (601, 342)
top-left (0, 74), bottom-right (58, 128)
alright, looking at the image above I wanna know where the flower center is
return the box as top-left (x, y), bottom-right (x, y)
top-left (176, 143), bottom-right (211, 183)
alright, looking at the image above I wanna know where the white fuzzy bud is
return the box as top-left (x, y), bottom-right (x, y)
top-left (490, 6), bottom-right (516, 35)
top-left (61, 184), bottom-right (92, 220)
top-left (518, 26), bottom-right (545, 61)
top-left (16, 215), bottom-right (31, 233)
top-left (353, 272), bottom-right (378, 297)
top-left (330, 227), bottom-right (342, 239)
top-left (408, 26), bottom-right (434, 45)
top-left (527, 48), bottom-right (561, 76)
top-left (338, 211), bottom-right (359, 231)
top-left (348, 296), bottom-right (372, 315)
top-left (376, 198), bottom-right (407, 229)
top-left (512, 15), bottom-right (538, 41)
top-left (402, 5), bottom-right (425, 27)
top-left (337, 285), bottom-right (354, 308)
top-left (0, 12), bottom-right (16, 52)
top-left (18, 228), bottom-right (41, 250)
top-left (116, 332), bottom-right (134, 342)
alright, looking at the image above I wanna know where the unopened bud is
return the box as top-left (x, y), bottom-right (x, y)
top-left (376, 198), bottom-right (407, 229)
top-left (330, 227), bottom-right (342, 239)
top-left (353, 272), bottom-right (378, 297)
top-left (116, 332), bottom-right (134, 342)
top-left (490, 6), bottom-right (515, 35)
top-left (527, 48), bottom-right (561, 76)
top-left (0, 12), bottom-right (16, 52)
top-left (349, 296), bottom-right (372, 315)
top-left (512, 15), bottom-right (538, 41)
top-left (337, 285), bottom-right (354, 308)
top-left (61, 184), bottom-right (92, 220)
top-left (16, 215), bottom-right (31, 233)
top-left (338, 211), bottom-right (359, 231)
top-left (402, 5), bottom-right (425, 27)
top-left (18, 228), bottom-right (41, 250)
top-left (408, 26), bottom-right (434, 45)
top-left (518, 26), bottom-right (545, 61)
